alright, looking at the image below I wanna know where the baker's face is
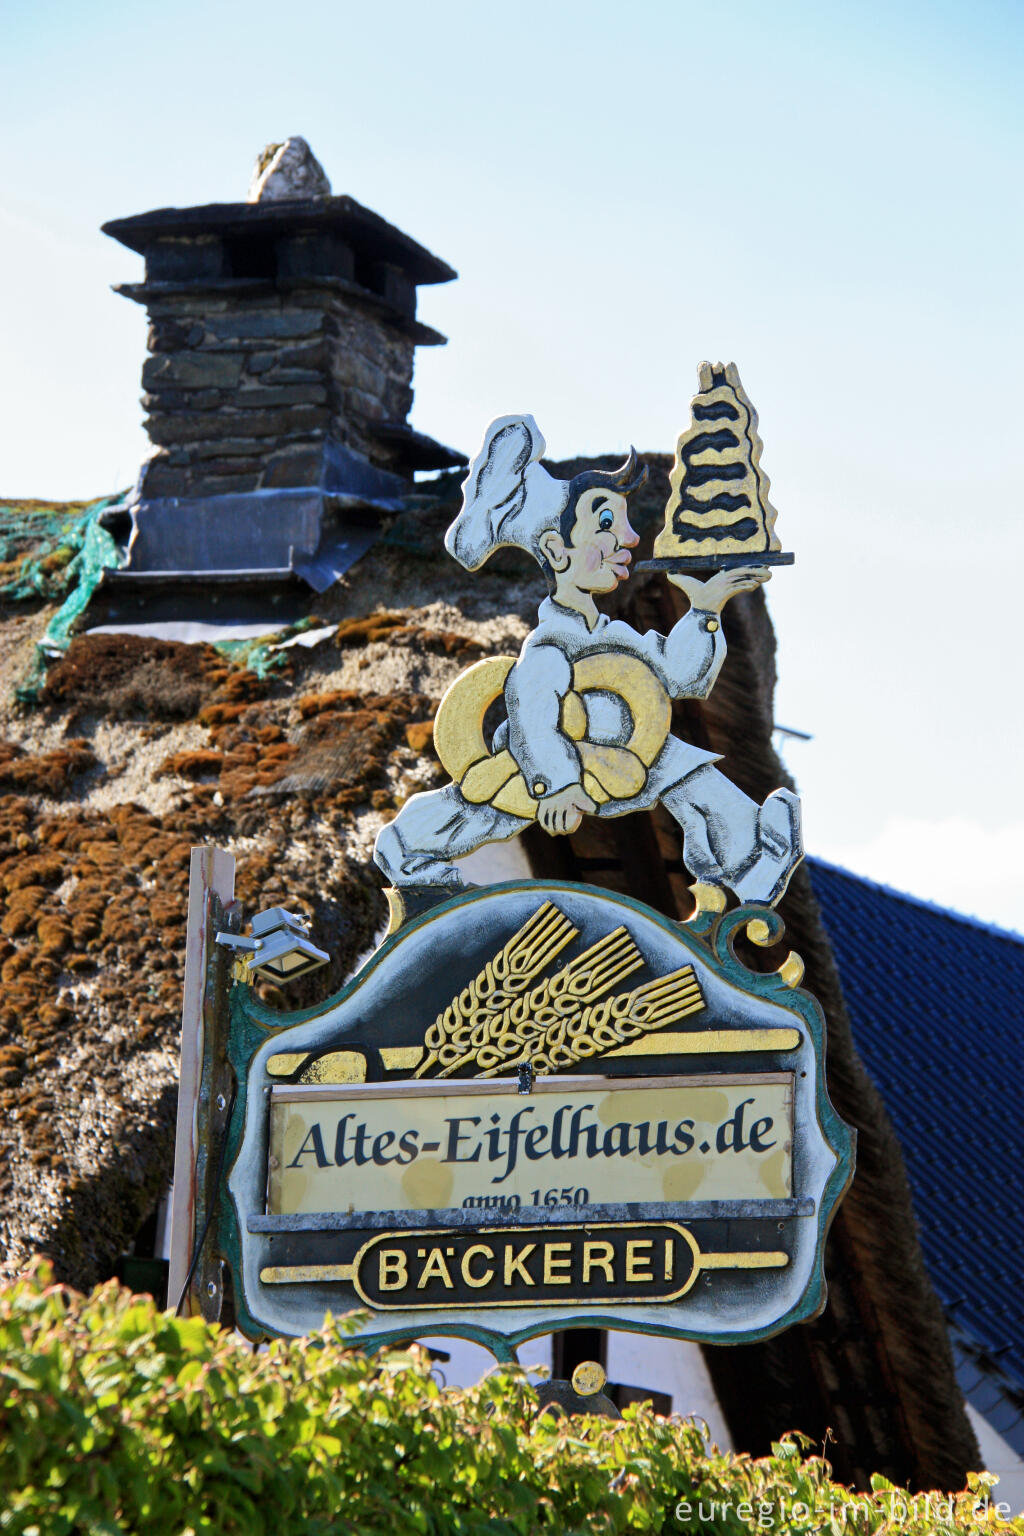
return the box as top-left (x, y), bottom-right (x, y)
top-left (563, 489), bottom-right (639, 592)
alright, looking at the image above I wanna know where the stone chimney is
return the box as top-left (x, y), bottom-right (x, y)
top-left (99, 139), bottom-right (464, 608)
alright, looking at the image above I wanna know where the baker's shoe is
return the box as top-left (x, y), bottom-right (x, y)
top-left (730, 788), bottom-right (803, 907)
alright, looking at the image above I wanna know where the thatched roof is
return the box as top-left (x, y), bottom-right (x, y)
top-left (0, 466), bottom-right (978, 1490)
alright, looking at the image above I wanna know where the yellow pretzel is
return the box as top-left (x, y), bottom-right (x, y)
top-left (432, 651), bottom-right (672, 820)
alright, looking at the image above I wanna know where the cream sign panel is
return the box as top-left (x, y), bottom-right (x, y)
top-left (268, 1073), bottom-right (793, 1216)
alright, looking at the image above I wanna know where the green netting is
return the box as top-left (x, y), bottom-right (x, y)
top-left (213, 625), bottom-right (305, 679)
top-left (1, 501), bottom-right (92, 603)
top-left (41, 502), bottom-right (123, 654)
top-left (0, 495), bottom-right (126, 702)
top-left (0, 496), bottom-right (123, 624)
top-left (212, 615), bottom-right (341, 677)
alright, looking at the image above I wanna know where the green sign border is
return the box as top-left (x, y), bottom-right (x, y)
top-left (218, 881), bottom-right (855, 1361)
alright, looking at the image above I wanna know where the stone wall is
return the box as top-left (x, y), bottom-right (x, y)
top-left (137, 291), bottom-right (417, 501)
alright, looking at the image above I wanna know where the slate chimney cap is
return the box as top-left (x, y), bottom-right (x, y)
top-left (102, 193), bottom-right (456, 288)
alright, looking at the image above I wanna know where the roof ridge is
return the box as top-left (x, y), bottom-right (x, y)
top-left (805, 854), bottom-right (1024, 948)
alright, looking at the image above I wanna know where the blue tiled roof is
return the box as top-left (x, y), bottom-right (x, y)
top-left (807, 858), bottom-right (1024, 1452)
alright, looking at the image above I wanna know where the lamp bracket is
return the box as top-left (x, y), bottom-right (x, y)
top-left (215, 932), bottom-right (260, 954)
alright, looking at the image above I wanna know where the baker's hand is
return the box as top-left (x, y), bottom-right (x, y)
top-left (537, 784), bottom-right (597, 835)
top-left (668, 565), bottom-right (771, 612)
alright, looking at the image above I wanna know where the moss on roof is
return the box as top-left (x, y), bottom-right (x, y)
top-left (0, 476), bottom-right (532, 1292)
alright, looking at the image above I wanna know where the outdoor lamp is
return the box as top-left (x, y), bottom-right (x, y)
top-left (216, 906), bottom-right (329, 983)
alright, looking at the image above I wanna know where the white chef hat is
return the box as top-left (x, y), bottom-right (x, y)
top-left (445, 415), bottom-right (570, 571)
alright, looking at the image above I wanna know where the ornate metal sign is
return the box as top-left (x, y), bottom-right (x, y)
top-left (224, 883), bottom-right (850, 1350)
top-left (187, 362), bottom-right (854, 1358)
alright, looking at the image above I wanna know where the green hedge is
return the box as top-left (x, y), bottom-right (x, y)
top-left (0, 1261), bottom-right (1019, 1535)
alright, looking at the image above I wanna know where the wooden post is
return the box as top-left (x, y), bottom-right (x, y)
top-left (167, 846), bottom-right (235, 1313)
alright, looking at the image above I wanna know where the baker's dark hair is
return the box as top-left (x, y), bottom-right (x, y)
top-left (558, 448), bottom-right (648, 546)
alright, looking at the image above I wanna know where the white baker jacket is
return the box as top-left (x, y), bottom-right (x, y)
top-left (493, 596), bottom-right (726, 813)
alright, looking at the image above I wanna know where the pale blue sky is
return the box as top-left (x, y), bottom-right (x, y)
top-left (3, 0), bottom-right (1023, 925)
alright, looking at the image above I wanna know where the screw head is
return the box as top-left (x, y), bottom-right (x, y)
top-left (216, 1093), bottom-right (227, 1112)
top-left (207, 1281), bottom-right (217, 1298)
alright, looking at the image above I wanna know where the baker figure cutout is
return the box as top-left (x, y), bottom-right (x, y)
top-left (375, 413), bottom-right (803, 907)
